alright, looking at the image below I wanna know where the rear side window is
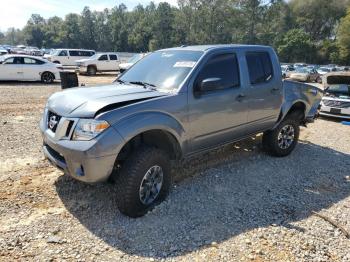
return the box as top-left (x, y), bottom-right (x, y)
top-left (69, 50), bottom-right (79, 56)
top-left (109, 54), bottom-right (118, 60)
top-left (24, 58), bottom-right (45, 65)
top-left (196, 53), bottom-right (240, 90)
top-left (246, 52), bottom-right (273, 85)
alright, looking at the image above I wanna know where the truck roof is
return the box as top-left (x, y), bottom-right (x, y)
top-left (161, 44), bottom-right (273, 52)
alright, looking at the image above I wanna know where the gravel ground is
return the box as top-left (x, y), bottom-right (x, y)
top-left (0, 78), bottom-right (350, 262)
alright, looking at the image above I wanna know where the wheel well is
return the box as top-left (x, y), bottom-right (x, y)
top-left (53, 61), bottom-right (60, 64)
top-left (87, 64), bottom-right (97, 70)
top-left (116, 130), bottom-right (182, 163)
top-left (286, 102), bottom-right (306, 121)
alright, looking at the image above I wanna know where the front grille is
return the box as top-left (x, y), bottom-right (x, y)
top-left (323, 100), bottom-right (350, 108)
top-left (47, 111), bottom-right (61, 132)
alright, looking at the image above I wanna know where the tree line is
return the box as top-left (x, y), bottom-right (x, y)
top-left (1, 0), bottom-right (350, 64)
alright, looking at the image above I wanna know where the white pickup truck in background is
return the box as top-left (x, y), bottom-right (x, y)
top-left (76, 52), bottom-right (120, 75)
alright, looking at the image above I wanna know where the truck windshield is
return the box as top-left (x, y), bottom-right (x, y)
top-left (118, 50), bottom-right (203, 92)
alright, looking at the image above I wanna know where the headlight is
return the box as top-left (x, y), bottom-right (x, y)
top-left (73, 119), bottom-right (110, 141)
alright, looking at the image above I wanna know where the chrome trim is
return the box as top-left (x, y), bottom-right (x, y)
top-left (44, 109), bottom-right (79, 141)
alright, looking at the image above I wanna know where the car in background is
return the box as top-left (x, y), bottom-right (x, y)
top-left (281, 64), bottom-right (295, 79)
top-left (119, 53), bottom-right (147, 73)
top-left (317, 67), bottom-right (331, 75)
top-left (294, 63), bottom-right (307, 68)
top-left (44, 49), bottom-right (95, 66)
top-left (0, 55), bottom-right (62, 83)
top-left (319, 72), bottom-right (350, 119)
top-left (289, 67), bottom-right (321, 83)
top-left (0, 48), bottom-right (8, 56)
top-left (25, 46), bottom-right (43, 56)
top-left (76, 52), bottom-right (120, 75)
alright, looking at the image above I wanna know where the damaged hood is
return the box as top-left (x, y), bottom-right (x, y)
top-left (47, 84), bottom-right (168, 118)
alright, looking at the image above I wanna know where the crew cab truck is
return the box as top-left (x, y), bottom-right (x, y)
top-left (40, 45), bottom-right (321, 217)
top-left (76, 52), bottom-right (120, 76)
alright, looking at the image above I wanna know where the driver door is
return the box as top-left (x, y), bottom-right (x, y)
top-left (188, 52), bottom-right (249, 153)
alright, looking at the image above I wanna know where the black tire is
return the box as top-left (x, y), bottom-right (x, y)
top-left (41, 72), bottom-right (55, 84)
top-left (87, 66), bottom-right (97, 76)
top-left (262, 116), bottom-right (300, 157)
top-left (53, 61), bottom-right (60, 64)
top-left (114, 147), bottom-right (171, 218)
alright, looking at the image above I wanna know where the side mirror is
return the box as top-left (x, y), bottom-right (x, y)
top-left (196, 78), bottom-right (222, 94)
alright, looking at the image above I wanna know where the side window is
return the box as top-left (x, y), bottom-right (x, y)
top-left (98, 55), bottom-right (108, 61)
top-left (4, 57), bottom-right (15, 64)
top-left (246, 52), bottom-right (273, 85)
top-left (24, 58), bottom-right (36, 64)
top-left (196, 53), bottom-right (240, 90)
top-left (109, 54), bottom-right (118, 61)
top-left (59, 50), bottom-right (68, 56)
top-left (69, 50), bottom-right (79, 56)
top-left (24, 58), bottom-right (45, 65)
top-left (5, 57), bottom-right (23, 64)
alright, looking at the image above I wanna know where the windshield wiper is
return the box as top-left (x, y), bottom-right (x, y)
top-left (129, 81), bottom-right (157, 89)
top-left (115, 79), bottom-right (126, 84)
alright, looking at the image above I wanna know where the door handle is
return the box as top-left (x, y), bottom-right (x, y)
top-left (271, 87), bottom-right (279, 93)
top-left (236, 94), bottom-right (245, 102)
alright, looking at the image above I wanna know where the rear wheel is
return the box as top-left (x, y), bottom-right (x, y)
top-left (41, 72), bottom-right (55, 84)
top-left (262, 116), bottom-right (300, 157)
top-left (87, 66), bottom-right (97, 76)
top-left (114, 147), bottom-right (171, 218)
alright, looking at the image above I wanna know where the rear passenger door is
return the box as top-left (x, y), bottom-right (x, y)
top-left (244, 52), bottom-right (282, 133)
top-left (97, 54), bottom-right (109, 71)
top-left (109, 54), bottom-right (119, 70)
top-left (188, 52), bottom-right (249, 153)
top-left (22, 57), bottom-right (44, 80)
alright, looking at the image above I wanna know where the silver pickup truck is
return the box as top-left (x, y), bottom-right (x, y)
top-left (40, 45), bottom-right (321, 217)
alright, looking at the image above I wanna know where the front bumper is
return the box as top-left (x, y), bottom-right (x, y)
top-left (40, 115), bottom-right (125, 183)
top-left (319, 105), bottom-right (350, 119)
top-left (77, 65), bottom-right (88, 73)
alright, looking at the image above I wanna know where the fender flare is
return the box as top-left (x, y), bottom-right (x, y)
top-left (113, 111), bottom-right (186, 153)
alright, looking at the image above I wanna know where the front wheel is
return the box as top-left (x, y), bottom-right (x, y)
top-left (114, 147), bottom-right (171, 218)
top-left (262, 117), bottom-right (300, 157)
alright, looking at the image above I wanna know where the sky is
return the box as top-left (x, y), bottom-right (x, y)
top-left (0, 0), bottom-right (178, 31)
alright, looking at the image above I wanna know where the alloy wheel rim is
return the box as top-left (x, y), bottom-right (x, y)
top-left (43, 73), bottom-right (52, 83)
top-left (139, 165), bottom-right (163, 205)
top-left (278, 124), bottom-right (295, 149)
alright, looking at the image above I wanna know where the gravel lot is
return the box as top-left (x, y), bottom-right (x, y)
top-left (0, 77), bottom-right (350, 262)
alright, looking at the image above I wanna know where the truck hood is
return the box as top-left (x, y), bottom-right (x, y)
top-left (47, 84), bottom-right (168, 118)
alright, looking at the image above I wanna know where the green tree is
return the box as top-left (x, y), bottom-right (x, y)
top-left (277, 28), bottom-right (316, 63)
top-left (61, 13), bottom-right (82, 48)
top-left (80, 7), bottom-right (97, 50)
top-left (23, 14), bottom-right (46, 47)
top-left (337, 8), bottom-right (350, 64)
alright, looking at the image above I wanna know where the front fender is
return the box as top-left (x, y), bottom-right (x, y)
top-left (113, 111), bottom-right (186, 149)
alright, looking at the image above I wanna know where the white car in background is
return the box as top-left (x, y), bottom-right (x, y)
top-left (319, 73), bottom-right (350, 119)
top-left (44, 49), bottom-right (95, 66)
top-left (76, 52), bottom-right (120, 75)
top-left (0, 55), bottom-right (62, 83)
top-left (0, 48), bottom-right (8, 56)
top-left (119, 53), bottom-right (147, 73)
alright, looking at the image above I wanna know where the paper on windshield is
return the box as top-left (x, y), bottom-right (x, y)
top-left (174, 61), bottom-right (196, 68)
